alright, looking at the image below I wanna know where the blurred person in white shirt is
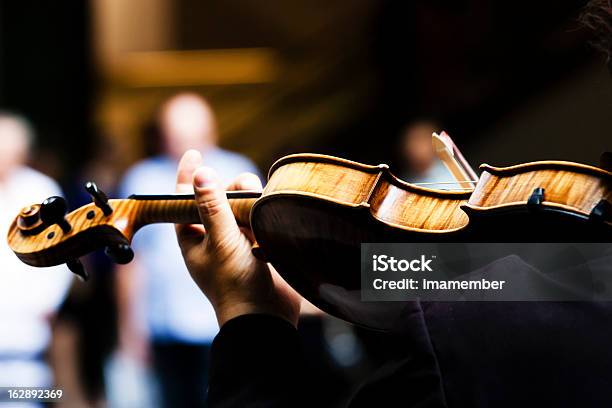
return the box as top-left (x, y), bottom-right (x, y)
top-left (115, 93), bottom-right (259, 408)
top-left (0, 112), bottom-right (72, 398)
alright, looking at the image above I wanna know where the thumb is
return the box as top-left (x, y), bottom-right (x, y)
top-left (192, 166), bottom-right (241, 246)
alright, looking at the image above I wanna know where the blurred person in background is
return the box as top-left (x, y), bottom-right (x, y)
top-left (0, 112), bottom-right (72, 402)
top-left (116, 93), bottom-right (259, 407)
top-left (399, 120), bottom-right (458, 186)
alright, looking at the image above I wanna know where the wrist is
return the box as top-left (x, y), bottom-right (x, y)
top-left (215, 298), bottom-right (298, 328)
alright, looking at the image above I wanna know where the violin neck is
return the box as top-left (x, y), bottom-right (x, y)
top-left (127, 191), bottom-right (261, 228)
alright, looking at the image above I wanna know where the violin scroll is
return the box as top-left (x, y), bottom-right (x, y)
top-left (8, 182), bottom-right (141, 275)
top-left (7, 181), bottom-right (254, 277)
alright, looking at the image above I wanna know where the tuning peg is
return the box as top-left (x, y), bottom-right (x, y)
top-left (85, 181), bottom-right (113, 216)
top-left (105, 244), bottom-right (134, 264)
top-left (16, 205), bottom-right (45, 235)
top-left (40, 196), bottom-right (71, 233)
top-left (67, 258), bottom-right (89, 281)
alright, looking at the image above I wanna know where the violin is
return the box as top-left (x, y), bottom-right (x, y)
top-left (6, 142), bottom-right (612, 325)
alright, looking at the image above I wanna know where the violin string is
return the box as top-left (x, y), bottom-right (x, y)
top-left (411, 181), bottom-right (477, 185)
top-left (431, 188), bottom-right (474, 191)
top-left (411, 180), bottom-right (478, 190)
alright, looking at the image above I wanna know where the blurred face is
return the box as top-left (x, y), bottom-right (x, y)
top-left (402, 123), bottom-right (437, 175)
top-left (0, 117), bottom-right (30, 179)
top-left (159, 94), bottom-right (217, 161)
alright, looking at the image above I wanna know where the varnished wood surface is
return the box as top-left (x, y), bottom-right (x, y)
top-left (480, 161), bottom-right (612, 178)
top-left (264, 159), bottom-right (381, 206)
top-left (252, 154), bottom-right (473, 327)
top-left (467, 164), bottom-right (612, 224)
top-left (252, 155), bottom-right (612, 326)
top-left (7, 197), bottom-right (255, 267)
top-left (7, 152), bottom-right (612, 327)
top-left (369, 181), bottom-right (469, 233)
top-left (7, 153), bottom-right (612, 275)
top-left (263, 155), bottom-right (472, 233)
top-left (7, 153), bottom-right (473, 268)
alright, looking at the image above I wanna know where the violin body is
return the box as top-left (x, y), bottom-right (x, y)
top-left (253, 153), bottom-right (471, 236)
top-left (249, 154), bottom-right (472, 325)
top-left (248, 155), bottom-right (612, 325)
top-left (464, 161), bottom-right (612, 240)
top-left (6, 153), bottom-right (612, 327)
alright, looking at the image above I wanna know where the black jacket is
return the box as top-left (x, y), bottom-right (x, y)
top-left (208, 301), bottom-right (612, 407)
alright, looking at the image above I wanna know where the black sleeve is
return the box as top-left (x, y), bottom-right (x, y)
top-left (208, 314), bottom-right (313, 407)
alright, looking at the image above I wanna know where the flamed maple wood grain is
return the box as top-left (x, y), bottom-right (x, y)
top-left (7, 154), bottom-right (611, 272)
top-left (263, 154), bottom-right (472, 234)
top-left (7, 197), bottom-right (256, 267)
top-left (467, 162), bottom-right (612, 220)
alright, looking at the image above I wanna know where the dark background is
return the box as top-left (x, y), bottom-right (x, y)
top-left (0, 2), bottom-right (610, 406)
top-left (0, 0), bottom-right (609, 187)
top-left (0, 1), bottom-right (92, 176)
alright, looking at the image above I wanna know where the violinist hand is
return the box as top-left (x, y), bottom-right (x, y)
top-left (175, 150), bottom-right (302, 327)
